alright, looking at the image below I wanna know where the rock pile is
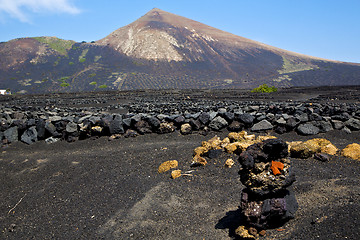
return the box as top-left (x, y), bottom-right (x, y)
top-left (1, 99), bottom-right (360, 146)
top-left (237, 139), bottom-right (298, 235)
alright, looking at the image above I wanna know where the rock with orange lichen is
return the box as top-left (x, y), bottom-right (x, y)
top-left (193, 146), bottom-right (208, 156)
top-left (191, 154), bottom-right (207, 166)
top-left (228, 131), bottom-right (246, 142)
top-left (290, 138), bottom-right (338, 159)
top-left (224, 143), bottom-right (238, 154)
top-left (341, 143), bottom-right (360, 160)
top-left (191, 131), bottom-right (279, 167)
top-left (235, 225), bottom-right (256, 239)
top-left (171, 170), bottom-right (182, 179)
top-left (238, 139), bottom-right (295, 196)
top-left (158, 160), bottom-right (178, 173)
top-left (271, 161), bottom-right (284, 175)
top-left (238, 139), bottom-right (298, 229)
top-left (256, 135), bottom-right (277, 142)
top-left (201, 135), bottom-right (222, 151)
top-left (220, 137), bottom-right (230, 148)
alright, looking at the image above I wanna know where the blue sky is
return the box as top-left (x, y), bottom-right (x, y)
top-left (0, 0), bottom-right (359, 63)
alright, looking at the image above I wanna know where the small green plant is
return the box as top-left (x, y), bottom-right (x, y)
top-left (69, 62), bottom-right (74, 65)
top-left (89, 81), bottom-right (97, 85)
top-left (89, 73), bottom-right (96, 78)
top-left (98, 84), bottom-right (107, 89)
top-left (60, 82), bottom-right (70, 87)
top-left (58, 76), bottom-right (69, 82)
top-left (251, 84), bottom-right (278, 93)
top-left (79, 58), bottom-right (86, 63)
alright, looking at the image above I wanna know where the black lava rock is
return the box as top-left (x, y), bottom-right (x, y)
top-left (263, 139), bottom-right (289, 160)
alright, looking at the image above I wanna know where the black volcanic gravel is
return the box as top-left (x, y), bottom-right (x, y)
top-left (1, 87), bottom-right (360, 239)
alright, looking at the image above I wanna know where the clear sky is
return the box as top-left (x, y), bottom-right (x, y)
top-left (0, 0), bottom-right (359, 63)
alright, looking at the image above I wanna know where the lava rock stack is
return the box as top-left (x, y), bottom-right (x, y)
top-left (238, 139), bottom-right (298, 229)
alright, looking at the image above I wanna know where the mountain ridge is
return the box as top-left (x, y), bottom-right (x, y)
top-left (0, 8), bottom-right (359, 94)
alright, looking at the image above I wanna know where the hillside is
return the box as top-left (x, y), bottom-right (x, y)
top-left (0, 8), bottom-right (359, 94)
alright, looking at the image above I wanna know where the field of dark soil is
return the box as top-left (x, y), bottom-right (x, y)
top-left (1, 86), bottom-right (360, 240)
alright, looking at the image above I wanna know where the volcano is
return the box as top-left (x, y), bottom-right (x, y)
top-left (1, 8), bottom-right (360, 93)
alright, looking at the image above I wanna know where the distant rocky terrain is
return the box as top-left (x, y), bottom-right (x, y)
top-left (1, 8), bottom-right (360, 94)
top-left (1, 87), bottom-right (360, 146)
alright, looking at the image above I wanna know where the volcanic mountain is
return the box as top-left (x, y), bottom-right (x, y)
top-left (1, 8), bottom-right (360, 93)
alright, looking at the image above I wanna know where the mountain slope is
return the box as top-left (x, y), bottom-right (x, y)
top-left (0, 8), bottom-right (360, 94)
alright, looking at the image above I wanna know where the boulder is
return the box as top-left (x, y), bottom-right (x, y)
top-left (275, 117), bottom-right (287, 126)
top-left (35, 119), bottom-right (46, 140)
top-left (122, 118), bottom-right (132, 128)
top-left (189, 119), bottom-right (202, 131)
top-left (251, 120), bottom-right (273, 132)
top-left (331, 113), bottom-right (351, 121)
top-left (263, 139), bottom-right (289, 160)
top-left (147, 116), bottom-right (160, 129)
top-left (290, 138), bottom-right (338, 158)
top-left (4, 126), bottom-right (18, 143)
top-left (227, 121), bottom-right (243, 132)
top-left (157, 122), bottom-right (175, 134)
top-left (345, 118), bottom-right (360, 131)
top-left (222, 112), bottom-right (234, 122)
top-left (240, 189), bottom-right (298, 229)
top-left (26, 118), bottom-right (36, 127)
top-left (285, 117), bottom-right (299, 130)
top-left (295, 113), bottom-right (309, 123)
top-left (158, 160), bottom-right (178, 173)
top-left (297, 123), bottom-right (320, 135)
top-left (180, 123), bottom-right (192, 135)
top-left (209, 116), bottom-right (228, 131)
top-left (171, 170), bottom-right (182, 179)
top-left (21, 126), bottom-right (38, 144)
top-left (236, 113), bottom-right (255, 127)
top-left (341, 143), bottom-right (360, 160)
top-left (173, 115), bottom-right (185, 125)
top-left (134, 120), bottom-right (152, 134)
top-left (331, 120), bottom-right (344, 130)
top-left (109, 114), bottom-right (124, 134)
top-left (198, 112), bottom-right (210, 124)
top-left (316, 121), bottom-right (333, 133)
top-left (65, 121), bottom-right (78, 133)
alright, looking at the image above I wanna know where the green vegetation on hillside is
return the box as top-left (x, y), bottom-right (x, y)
top-left (251, 84), bottom-right (278, 93)
top-left (278, 56), bottom-right (318, 74)
top-left (98, 84), bottom-right (107, 89)
top-left (58, 76), bottom-right (69, 82)
top-left (94, 56), bottom-right (102, 62)
top-left (79, 49), bottom-right (89, 63)
top-left (60, 82), bottom-right (70, 87)
top-left (32, 37), bottom-right (75, 55)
